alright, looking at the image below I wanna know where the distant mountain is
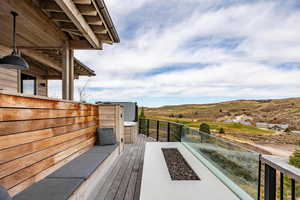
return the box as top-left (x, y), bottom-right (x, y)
top-left (144, 98), bottom-right (300, 130)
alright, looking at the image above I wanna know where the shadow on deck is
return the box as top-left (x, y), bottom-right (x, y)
top-left (95, 135), bottom-right (153, 200)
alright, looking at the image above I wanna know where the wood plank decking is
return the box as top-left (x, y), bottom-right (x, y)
top-left (95, 135), bottom-right (153, 200)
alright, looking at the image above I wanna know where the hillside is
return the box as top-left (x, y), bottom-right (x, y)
top-left (144, 97), bottom-right (300, 130)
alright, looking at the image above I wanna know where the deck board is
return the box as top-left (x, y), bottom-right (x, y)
top-left (95, 135), bottom-right (152, 200)
top-left (124, 137), bottom-right (143, 200)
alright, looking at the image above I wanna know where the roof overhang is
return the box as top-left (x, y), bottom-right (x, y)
top-left (42, 0), bottom-right (120, 47)
top-left (0, 0), bottom-right (119, 49)
top-left (0, 0), bottom-right (118, 76)
top-left (20, 49), bottom-right (96, 79)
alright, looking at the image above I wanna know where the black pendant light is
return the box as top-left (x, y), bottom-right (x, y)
top-left (0, 11), bottom-right (29, 69)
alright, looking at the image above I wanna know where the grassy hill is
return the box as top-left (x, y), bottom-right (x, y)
top-left (144, 97), bottom-right (300, 134)
top-left (145, 114), bottom-right (274, 135)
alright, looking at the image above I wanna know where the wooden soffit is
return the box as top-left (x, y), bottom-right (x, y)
top-left (40, 0), bottom-right (119, 47)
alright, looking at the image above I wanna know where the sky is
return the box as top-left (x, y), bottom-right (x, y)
top-left (49, 0), bottom-right (300, 107)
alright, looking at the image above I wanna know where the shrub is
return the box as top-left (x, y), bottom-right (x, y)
top-left (219, 128), bottom-right (225, 134)
top-left (199, 123), bottom-right (210, 134)
top-left (289, 150), bottom-right (300, 168)
top-left (284, 128), bottom-right (291, 133)
top-left (178, 114), bottom-right (183, 118)
top-left (139, 107), bottom-right (145, 119)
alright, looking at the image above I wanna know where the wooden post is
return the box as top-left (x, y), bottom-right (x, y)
top-left (69, 49), bottom-right (74, 100)
top-left (17, 69), bottom-right (21, 93)
top-left (16, 50), bottom-right (22, 93)
top-left (115, 105), bottom-right (124, 152)
top-left (62, 42), bottom-right (70, 100)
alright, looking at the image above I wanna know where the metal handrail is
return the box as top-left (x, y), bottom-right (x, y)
top-left (261, 155), bottom-right (298, 200)
top-left (139, 118), bottom-right (183, 142)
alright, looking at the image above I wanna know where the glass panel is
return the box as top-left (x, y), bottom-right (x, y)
top-left (170, 123), bottom-right (181, 142)
top-left (158, 121), bottom-right (168, 142)
top-left (22, 80), bottom-right (35, 95)
top-left (149, 119), bottom-right (157, 139)
top-left (182, 128), bottom-right (259, 200)
top-left (139, 119), bottom-right (148, 135)
top-left (21, 73), bottom-right (36, 95)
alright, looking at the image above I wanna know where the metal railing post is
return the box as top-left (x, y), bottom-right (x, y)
top-left (179, 125), bottom-right (183, 142)
top-left (139, 119), bottom-right (142, 134)
top-left (147, 119), bottom-right (150, 137)
top-left (258, 155), bottom-right (261, 200)
top-left (264, 164), bottom-right (276, 200)
top-left (291, 179), bottom-right (296, 200)
top-left (156, 120), bottom-right (159, 141)
top-left (280, 173), bottom-right (283, 200)
top-left (167, 122), bottom-right (170, 142)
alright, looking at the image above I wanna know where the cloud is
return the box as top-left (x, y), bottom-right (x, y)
top-left (48, 0), bottom-right (300, 106)
top-left (72, 61), bottom-right (300, 106)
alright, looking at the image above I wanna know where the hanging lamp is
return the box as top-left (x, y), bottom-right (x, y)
top-left (0, 11), bottom-right (29, 69)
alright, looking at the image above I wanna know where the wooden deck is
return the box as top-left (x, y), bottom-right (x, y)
top-left (95, 135), bottom-right (153, 200)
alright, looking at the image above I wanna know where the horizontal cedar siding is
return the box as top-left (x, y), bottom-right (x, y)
top-left (0, 93), bottom-right (98, 197)
top-left (0, 69), bottom-right (18, 93)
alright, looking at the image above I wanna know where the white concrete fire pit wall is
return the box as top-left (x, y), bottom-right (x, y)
top-left (140, 142), bottom-right (240, 200)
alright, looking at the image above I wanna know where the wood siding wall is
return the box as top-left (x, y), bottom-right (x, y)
top-left (124, 125), bottom-right (138, 144)
top-left (0, 46), bottom-right (19, 93)
top-left (0, 68), bottom-right (18, 93)
top-left (0, 93), bottom-right (98, 197)
top-left (98, 105), bottom-right (124, 151)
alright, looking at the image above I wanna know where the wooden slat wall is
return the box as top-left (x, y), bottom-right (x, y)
top-left (124, 125), bottom-right (138, 144)
top-left (0, 93), bottom-right (99, 197)
top-left (98, 105), bottom-right (118, 128)
top-left (0, 68), bottom-right (18, 93)
top-left (1, 45), bottom-right (48, 97)
top-left (98, 104), bottom-right (124, 152)
top-left (0, 46), bottom-right (19, 93)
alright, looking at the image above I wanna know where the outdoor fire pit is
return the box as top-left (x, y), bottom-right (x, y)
top-left (140, 142), bottom-right (240, 200)
top-left (161, 148), bottom-right (200, 181)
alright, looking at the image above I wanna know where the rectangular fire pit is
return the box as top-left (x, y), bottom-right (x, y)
top-left (162, 148), bottom-right (200, 180)
top-left (140, 142), bottom-right (240, 200)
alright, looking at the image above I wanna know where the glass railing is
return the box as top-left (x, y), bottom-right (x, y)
top-left (181, 126), bottom-right (260, 200)
top-left (139, 118), bottom-right (260, 200)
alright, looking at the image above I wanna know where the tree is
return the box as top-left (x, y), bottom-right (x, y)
top-left (199, 123), bottom-right (210, 134)
top-left (289, 150), bottom-right (300, 168)
top-left (289, 141), bottom-right (300, 168)
top-left (77, 78), bottom-right (91, 103)
top-left (178, 114), bottom-right (183, 118)
top-left (139, 107), bottom-right (145, 119)
top-left (219, 128), bottom-right (225, 134)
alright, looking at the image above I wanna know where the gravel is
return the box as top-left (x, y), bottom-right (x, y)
top-left (162, 148), bottom-right (200, 181)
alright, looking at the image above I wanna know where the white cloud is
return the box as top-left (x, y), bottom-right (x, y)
top-left (73, 62), bottom-right (300, 104)
top-left (49, 0), bottom-right (300, 105)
